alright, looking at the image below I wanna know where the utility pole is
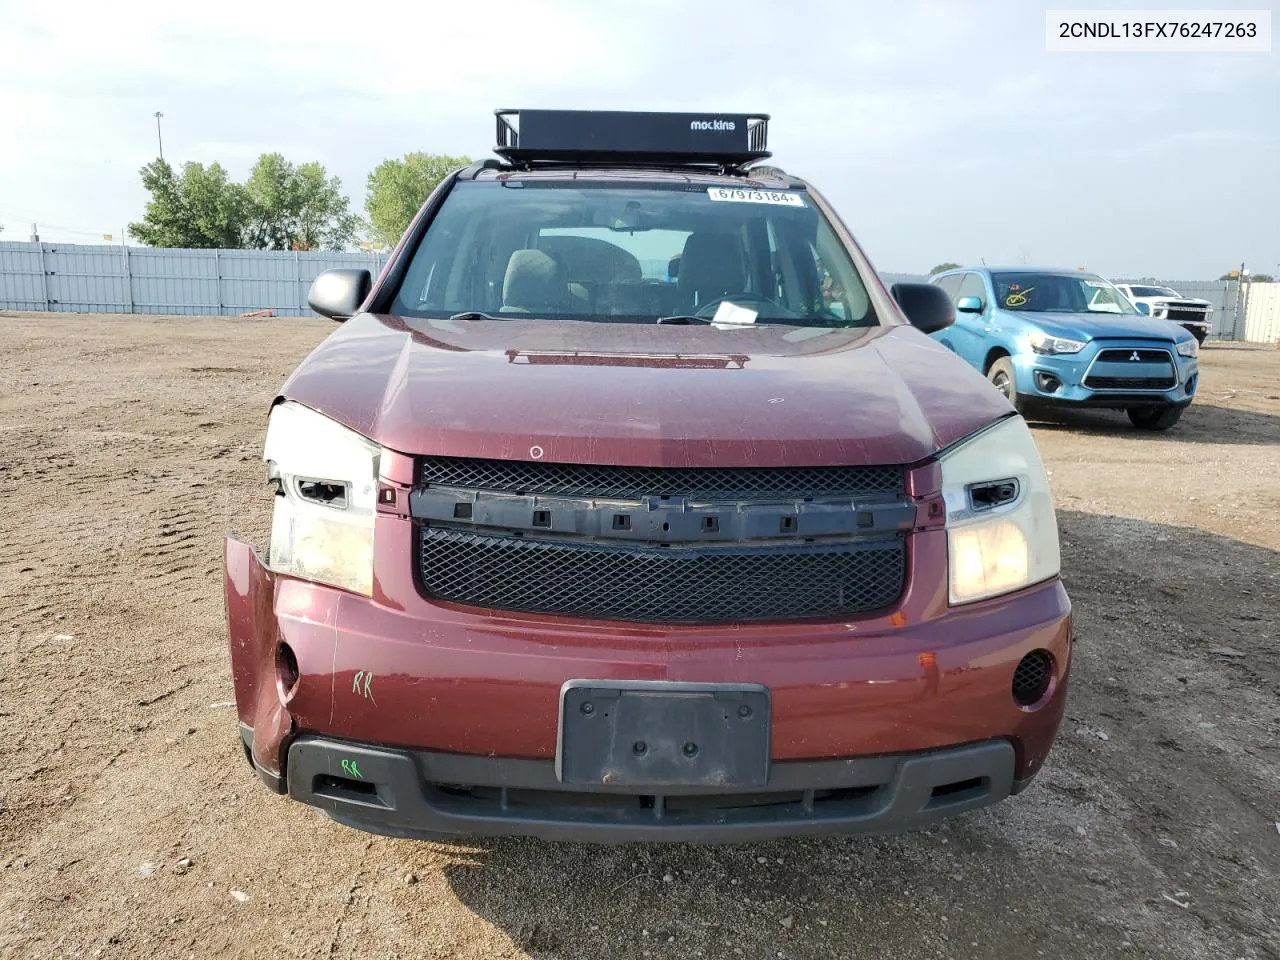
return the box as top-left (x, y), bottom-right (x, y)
top-left (154, 111), bottom-right (165, 161)
top-left (1233, 261), bottom-right (1246, 340)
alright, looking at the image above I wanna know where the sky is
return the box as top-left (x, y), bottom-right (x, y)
top-left (0, 0), bottom-right (1276, 279)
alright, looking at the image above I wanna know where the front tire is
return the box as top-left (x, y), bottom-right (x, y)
top-left (1127, 405), bottom-right (1184, 431)
top-left (1191, 327), bottom-right (1208, 345)
top-left (987, 357), bottom-right (1018, 407)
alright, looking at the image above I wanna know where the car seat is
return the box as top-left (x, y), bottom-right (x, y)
top-left (501, 249), bottom-right (572, 313)
top-left (677, 232), bottom-right (747, 310)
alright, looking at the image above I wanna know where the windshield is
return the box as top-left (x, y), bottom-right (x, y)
top-left (390, 181), bottom-right (877, 327)
top-left (991, 272), bottom-right (1139, 315)
top-left (1128, 285), bottom-right (1179, 298)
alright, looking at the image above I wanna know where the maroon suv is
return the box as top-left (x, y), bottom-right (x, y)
top-left (225, 110), bottom-right (1071, 843)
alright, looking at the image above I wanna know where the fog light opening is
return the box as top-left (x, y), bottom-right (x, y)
top-left (276, 642), bottom-right (300, 703)
top-left (1012, 649), bottom-right (1054, 708)
top-left (1033, 372), bottom-right (1062, 393)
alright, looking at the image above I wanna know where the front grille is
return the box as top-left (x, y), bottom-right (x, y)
top-left (417, 527), bottom-right (906, 623)
top-left (1166, 308), bottom-right (1207, 322)
top-left (1083, 376), bottom-right (1176, 390)
top-left (435, 783), bottom-right (880, 815)
top-left (1084, 348), bottom-right (1176, 390)
top-left (1094, 349), bottom-right (1171, 364)
top-left (417, 456), bottom-right (904, 500)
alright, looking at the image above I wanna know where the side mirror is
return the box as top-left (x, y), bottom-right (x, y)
top-left (955, 296), bottom-right (984, 314)
top-left (308, 268), bottom-right (372, 321)
top-left (890, 282), bottom-right (955, 334)
top-left (1134, 302), bottom-right (1151, 316)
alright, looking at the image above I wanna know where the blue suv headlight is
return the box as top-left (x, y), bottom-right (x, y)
top-left (1029, 333), bottom-right (1087, 355)
top-left (1176, 339), bottom-right (1199, 358)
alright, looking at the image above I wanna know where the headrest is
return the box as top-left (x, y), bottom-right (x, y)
top-left (503, 249), bottom-right (569, 311)
top-left (678, 232), bottom-right (746, 306)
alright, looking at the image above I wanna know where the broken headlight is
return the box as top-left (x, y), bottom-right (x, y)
top-left (263, 401), bottom-right (380, 597)
top-left (940, 416), bottom-right (1061, 604)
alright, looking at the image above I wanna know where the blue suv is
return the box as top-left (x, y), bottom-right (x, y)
top-left (928, 267), bottom-right (1199, 431)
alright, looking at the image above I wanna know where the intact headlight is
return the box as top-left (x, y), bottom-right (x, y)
top-left (1028, 333), bottom-right (1086, 355)
top-left (263, 401), bottom-right (380, 597)
top-left (940, 416), bottom-right (1061, 604)
top-left (1176, 339), bottom-right (1198, 358)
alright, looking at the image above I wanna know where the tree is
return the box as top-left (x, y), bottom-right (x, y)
top-left (128, 159), bottom-right (248, 248)
top-left (1219, 270), bottom-right (1274, 282)
top-left (243, 153), bottom-right (360, 251)
top-left (365, 152), bottom-right (472, 246)
top-left (929, 262), bottom-right (961, 275)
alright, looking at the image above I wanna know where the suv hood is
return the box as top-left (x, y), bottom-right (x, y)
top-left (279, 314), bottom-right (1012, 467)
top-left (1008, 311), bottom-right (1190, 342)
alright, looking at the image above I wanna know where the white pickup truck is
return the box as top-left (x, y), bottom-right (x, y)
top-left (1113, 283), bottom-right (1213, 343)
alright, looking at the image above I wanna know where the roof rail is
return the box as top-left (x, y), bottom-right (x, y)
top-left (743, 164), bottom-right (801, 185)
top-left (457, 157), bottom-right (507, 181)
top-left (493, 109), bottom-right (771, 170)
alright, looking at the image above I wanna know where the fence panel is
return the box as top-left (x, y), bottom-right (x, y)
top-left (0, 244), bottom-right (47, 310)
top-left (44, 245), bottom-right (130, 313)
top-left (1244, 282), bottom-right (1280, 344)
top-left (0, 241), bottom-right (385, 317)
top-left (217, 250), bottom-right (301, 315)
top-left (126, 248), bottom-right (219, 316)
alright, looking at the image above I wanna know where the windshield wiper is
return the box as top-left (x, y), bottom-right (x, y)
top-left (447, 311), bottom-right (519, 322)
top-left (655, 315), bottom-right (712, 325)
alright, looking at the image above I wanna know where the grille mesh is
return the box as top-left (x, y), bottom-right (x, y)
top-left (417, 457), bottom-right (904, 501)
top-left (417, 527), bottom-right (906, 623)
top-left (1094, 349), bottom-right (1171, 364)
top-left (1083, 376), bottom-right (1176, 390)
top-left (1012, 650), bottom-right (1053, 706)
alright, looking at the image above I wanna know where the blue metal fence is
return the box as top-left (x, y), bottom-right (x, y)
top-left (0, 241), bottom-right (385, 317)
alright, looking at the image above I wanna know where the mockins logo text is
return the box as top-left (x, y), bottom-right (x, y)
top-left (690, 119), bottom-right (736, 132)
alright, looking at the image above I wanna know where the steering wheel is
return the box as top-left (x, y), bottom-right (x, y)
top-left (694, 291), bottom-right (782, 319)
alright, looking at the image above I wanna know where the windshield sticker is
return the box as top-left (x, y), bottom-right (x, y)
top-left (1083, 280), bottom-right (1106, 288)
top-left (1004, 284), bottom-right (1033, 308)
top-left (707, 187), bottom-right (805, 207)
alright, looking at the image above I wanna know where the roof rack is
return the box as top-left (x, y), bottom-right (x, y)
top-left (494, 109), bottom-right (770, 170)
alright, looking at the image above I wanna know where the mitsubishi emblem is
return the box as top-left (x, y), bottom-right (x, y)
top-left (1129, 351), bottom-right (1141, 361)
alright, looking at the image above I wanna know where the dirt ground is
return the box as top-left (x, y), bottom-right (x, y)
top-left (1, 313), bottom-right (1277, 960)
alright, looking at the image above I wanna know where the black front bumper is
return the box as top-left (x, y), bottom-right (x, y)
top-left (258, 732), bottom-right (1022, 844)
top-left (1024, 394), bottom-right (1194, 412)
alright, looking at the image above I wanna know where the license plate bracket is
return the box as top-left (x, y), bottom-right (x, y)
top-left (557, 681), bottom-right (770, 789)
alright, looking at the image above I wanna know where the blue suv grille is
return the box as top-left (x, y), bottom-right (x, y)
top-left (1083, 349), bottom-right (1177, 391)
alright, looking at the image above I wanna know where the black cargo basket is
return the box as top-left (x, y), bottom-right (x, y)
top-left (493, 108), bottom-right (771, 168)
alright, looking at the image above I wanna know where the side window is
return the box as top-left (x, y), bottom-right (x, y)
top-left (808, 225), bottom-right (870, 323)
top-left (933, 274), bottom-right (963, 298)
top-left (956, 272), bottom-right (988, 306)
top-left (1087, 283), bottom-right (1126, 313)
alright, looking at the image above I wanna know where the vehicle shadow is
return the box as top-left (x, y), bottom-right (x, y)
top-left (1024, 402), bottom-right (1280, 446)
top-left (401, 511), bottom-right (1280, 960)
